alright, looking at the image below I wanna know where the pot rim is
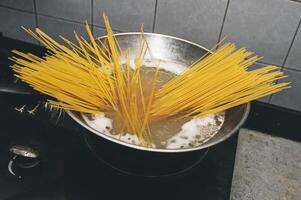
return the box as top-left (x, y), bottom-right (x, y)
top-left (66, 32), bottom-right (251, 153)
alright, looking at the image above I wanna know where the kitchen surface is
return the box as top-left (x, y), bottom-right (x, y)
top-left (1, 0), bottom-right (301, 199)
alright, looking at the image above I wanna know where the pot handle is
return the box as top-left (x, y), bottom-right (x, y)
top-left (0, 83), bottom-right (47, 102)
top-left (0, 83), bottom-right (35, 95)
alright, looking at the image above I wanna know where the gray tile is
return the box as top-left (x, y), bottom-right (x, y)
top-left (93, 26), bottom-right (107, 38)
top-left (231, 129), bottom-right (301, 200)
top-left (155, 0), bottom-right (228, 48)
top-left (248, 62), bottom-right (284, 103)
top-left (222, 0), bottom-right (301, 65)
top-left (248, 62), bottom-right (281, 71)
top-left (92, 26), bottom-right (122, 38)
top-left (0, 7), bottom-right (37, 43)
top-left (270, 69), bottom-right (301, 111)
top-left (0, 0), bottom-right (34, 12)
top-left (36, 0), bottom-right (91, 23)
top-left (93, 0), bottom-right (156, 32)
top-left (37, 15), bottom-right (90, 44)
top-left (285, 23), bottom-right (301, 71)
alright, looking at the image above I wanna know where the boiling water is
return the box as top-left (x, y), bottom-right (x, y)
top-left (82, 61), bottom-right (225, 149)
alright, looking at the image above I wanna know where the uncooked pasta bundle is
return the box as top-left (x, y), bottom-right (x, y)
top-left (11, 14), bottom-right (289, 146)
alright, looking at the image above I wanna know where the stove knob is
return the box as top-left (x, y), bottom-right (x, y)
top-left (8, 145), bottom-right (41, 179)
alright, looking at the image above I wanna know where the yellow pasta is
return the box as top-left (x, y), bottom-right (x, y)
top-left (11, 14), bottom-right (290, 146)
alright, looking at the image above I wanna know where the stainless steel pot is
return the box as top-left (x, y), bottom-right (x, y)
top-left (66, 33), bottom-right (250, 177)
top-left (67, 33), bottom-right (250, 153)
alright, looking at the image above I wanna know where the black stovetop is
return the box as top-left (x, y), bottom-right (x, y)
top-left (0, 35), bottom-right (300, 200)
top-left (0, 101), bottom-right (238, 200)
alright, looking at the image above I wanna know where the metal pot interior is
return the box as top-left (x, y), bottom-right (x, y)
top-left (67, 33), bottom-right (250, 153)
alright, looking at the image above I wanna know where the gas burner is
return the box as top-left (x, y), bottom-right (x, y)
top-left (8, 145), bottom-right (41, 179)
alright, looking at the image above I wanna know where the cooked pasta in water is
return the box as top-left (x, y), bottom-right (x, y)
top-left (82, 66), bottom-right (225, 149)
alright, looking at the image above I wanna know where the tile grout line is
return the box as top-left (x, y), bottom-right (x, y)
top-left (0, 4), bottom-right (35, 14)
top-left (281, 18), bottom-right (301, 71)
top-left (0, 5), bottom-right (132, 32)
top-left (0, 4), bottom-right (126, 40)
top-left (217, 0), bottom-right (231, 44)
top-left (269, 18), bottom-right (301, 103)
top-left (256, 60), bottom-right (279, 67)
top-left (283, 66), bottom-right (301, 73)
top-left (37, 12), bottom-right (124, 33)
top-left (152, 0), bottom-right (158, 33)
top-left (255, 59), bottom-right (283, 105)
top-left (32, 0), bottom-right (40, 46)
top-left (0, 4), bottom-right (86, 26)
top-left (38, 13), bottom-right (88, 26)
top-left (33, 0), bottom-right (39, 27)
top-left (94, 24), bottom-right (124, 33)
top-left (91, 0), bottom-right (94, 33)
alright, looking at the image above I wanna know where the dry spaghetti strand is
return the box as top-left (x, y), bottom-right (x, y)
top-left (150, 43), bottom-right (289, 120)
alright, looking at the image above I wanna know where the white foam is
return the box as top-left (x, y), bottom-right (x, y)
top-left (165, 114), bottom-right (221, 149)
top-left (83, 112), bottom-right (224, 149)
top-left (82, 114), bottom-right (141, 145)
top-left (83, 114), bottom-right (113, 135)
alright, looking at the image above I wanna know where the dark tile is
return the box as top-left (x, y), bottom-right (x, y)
top-left (0, 0), bottom-right (34, 12)
top-left (285, 23), bottom-right (301, 71)
top-left (222, 0), bottom-right (301, 65)
top-left (37, 15), bottom-right (90, 44)
top-left (155, 0), bottom-right (228, 48)
top-left (244, 101), bottom-right (301, 142)
top-left (36, 0), bottom-right (91, 23)
top-left (270, 69), bottom-right (301, 111)
top-left (0, 7), bottom-right (37, 44)
top-left (93, 0), bottom-right (156, 32)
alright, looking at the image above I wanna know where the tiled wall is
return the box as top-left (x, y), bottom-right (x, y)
top-left (0, 0), bottom-right (301, 111)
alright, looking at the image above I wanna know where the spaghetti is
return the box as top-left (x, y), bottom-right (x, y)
top-left (11, 14), bottom-right (290, 146)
